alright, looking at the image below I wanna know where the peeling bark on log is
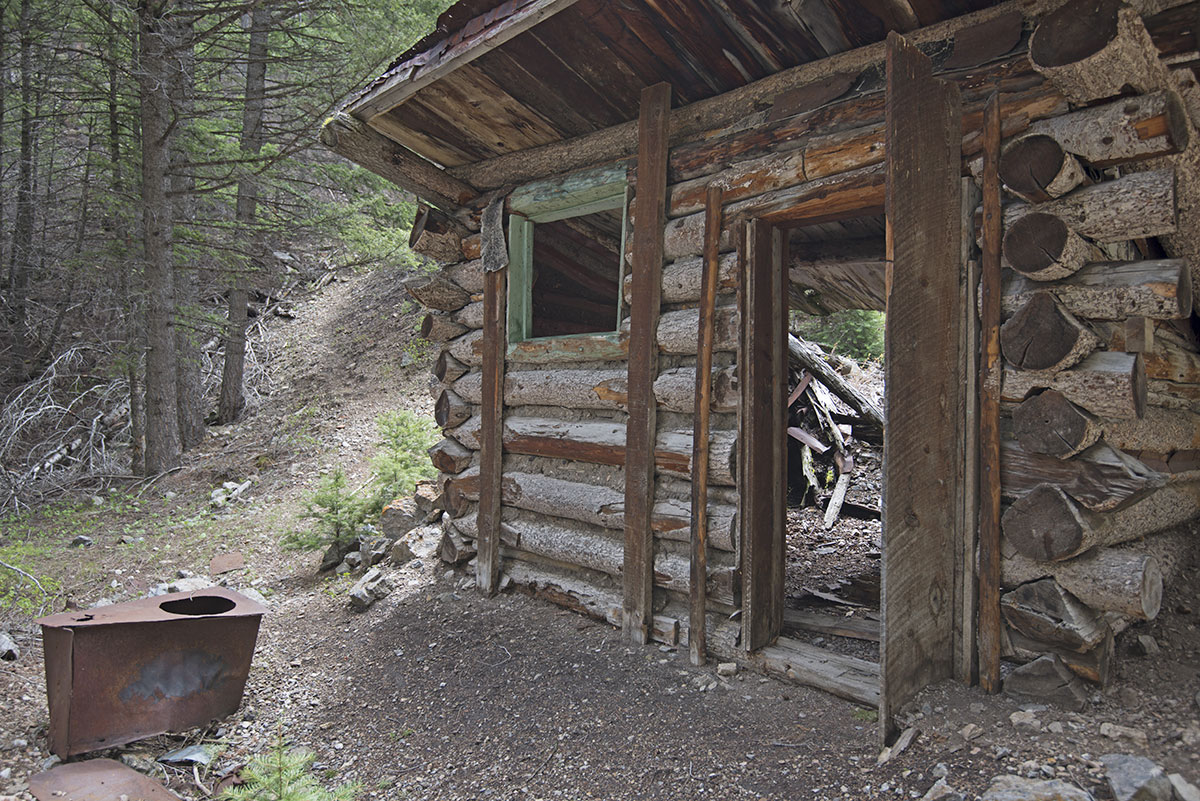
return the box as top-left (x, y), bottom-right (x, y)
top-left (404, 273), bottom-right (472, 312)
top-left (1002, 169), bottom-right (1176, 243)
top-left (1000, 439), bottom-right (1165, 511)
top-left (1002, 212), bottom-right (1101, 281)
top-left (428, 437), bottom-right (474, 474)
top-left (1012, 390), bottom-right (1102, 458)
top-left (1000, 293), bottom-right (1097, 372)
top-left (1001, 545), bottom-right (1162, 620)
top-left (410, 205), bottom-right (470, 263)
top-left (1001, 578), bottom-right (1109, 652)
top-left (434, 351), bottom-right (469, 384)
top-left (1029, 0), bottom-right (1160, 104)
top-left (999, 134), bottom-right (1086, 203)
top-left (1001, 351), bottom-right (1145, 419)
top-left (1001, 480), bottom-right (1200, 561)
top-left (421, 313), bottom-right (468, 343)
top-left (1002, 259), bottom-right (1192, 320)
top-left (434, 388), bottom-right (473, 429)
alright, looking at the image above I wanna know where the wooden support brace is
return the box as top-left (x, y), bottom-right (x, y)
top-left (475, 266), bottom-right (506, 595)
top-left (690, 185), bottom-right (722, 667)
top-left (623, 83), bottom-right (671, 644)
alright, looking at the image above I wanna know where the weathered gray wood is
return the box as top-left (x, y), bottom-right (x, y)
top-left (1011, 390), bottom-right (1101, 459)
top-left (1001, 351), bottom-right (1146, 419)
top-left (1002, 653), bottom-right (1088, 710)
top-left (1000, 439), bottom-right (1165, 511)
top-left (319, 112), bottom-right (477, 218)
top-left (446, 329), bottom-right (485, 367)
top-left (756, 637), bottom-right (880, 708)
top-left (434, 352), bottom-right (469, 385)
top-left (881, 31), bottom-right (962, 736)
top-left (452, 301), bottom-right (485, 330)
top-left (623, 252), bottom-right (739, 305)
top-left (783, 609), bottom-right (880, 642)
top-left (444, 259), bottom-right (484, 294)
top-left (410, 205), bottom-right (471, 262)
top-left (475, 266), bottom-right (506, 596)
top-left (788, 334), bottom-right (885, 427)
top-left (1005, 627), bottom-right (1113, 687)
top-left (1029, 0), bottom-right (1161, 104)
top-left (1001, 546), bottom-right (1162, 620)
top-left (1002, 169), bottom-right (1177, 243)
top-left (428, 437), bottom-right (473, 474)
top-left (1001, 578), bottom-right (1108, 652)
top-left (1101, 406), bottom-right (1200, 454)
top-left (434, 388), bottom-right (473, 429)
top-left (1000, 293), bottom-right (1097, 373)
top-left (1002, 259), bottom-right (1193, 320)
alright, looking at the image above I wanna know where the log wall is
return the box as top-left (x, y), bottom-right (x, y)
top-left (400, 0), bottom-right (1200, 686)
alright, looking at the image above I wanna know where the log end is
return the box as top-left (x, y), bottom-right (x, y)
top-left (999, 135), bottom-right (1072, 203)
top-left (1029, 0), bottom-right (1122, 70)
top-left (1001, 483), bottom-right (1088, 561)
top-left (1003, 212), bottom-right (1073, 280)
top-left (1140, 555), bottom-right (1163, 620)
top-left (1012, 389), bottom-right (1099, 458)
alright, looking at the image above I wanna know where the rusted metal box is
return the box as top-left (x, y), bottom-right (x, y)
top-left (38, 587), bottom-right (267, 757)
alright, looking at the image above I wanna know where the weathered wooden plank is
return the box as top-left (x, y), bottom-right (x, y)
top-left (476, 266), bottom-right (507, 595)
top-left (741, 217), bottom-right (786, 654)
top-left (624, 83), bottom-right (670, 645)
top-left (783, 609), bottom-right (881, 642)
top-left (691, 185), bottom-right (722, 667)
top-left (881, 32), bottom-right (963, 742)
top-left (757, 637), bottom-right (881, 707)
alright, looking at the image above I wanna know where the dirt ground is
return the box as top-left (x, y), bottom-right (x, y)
top-left (2, 268), bottom-right (1199, 801)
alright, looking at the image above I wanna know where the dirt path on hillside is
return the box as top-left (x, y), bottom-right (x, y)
top-left (2, 269), bottom-right (1199, 801)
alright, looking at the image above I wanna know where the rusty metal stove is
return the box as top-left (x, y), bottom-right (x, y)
top-left (38, 586), bottom-right (267, 757)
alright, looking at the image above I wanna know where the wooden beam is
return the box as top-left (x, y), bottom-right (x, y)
top-left (690, 185), bottom-right (722, 667)
top-left (349, 0), bottom-right (584, 121)
top-left (623, 83), bottom-right (671, 645)
top-left (319, 112), bottom-right (478, 217)
top-left (978, 93), bottom-right (1004, 694)
top-left (880, 31), bottom-right (963, 744)
top-left (475, 266), bottom-right (506, 595)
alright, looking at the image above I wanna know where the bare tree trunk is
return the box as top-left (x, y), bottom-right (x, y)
top-left (138, 0), bottom-right (180, 473)
top-left (218, 4), bottom-right (267, 424)
top-left (170, 3), bottom-right (204, 450)
top-left (7, 0), bottom-right (35, 382)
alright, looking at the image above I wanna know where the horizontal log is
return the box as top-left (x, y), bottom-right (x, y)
top-left (444, 259), bottom-right (484, 294)
top-left (502, 561), bottom-right (621, 623)
top-left (1000, 292), bottom-right (1097, 372)
top-left (1001, 351), bottom-right (1145, 419)
top-left (404, 273), bottom-right (472, 312)
top-left (446, 329), bottom-right (484, 367)
top-left (1000, 439), bottom-right (1165, 512)
top-left (1001, 577), bottom-right (1108, 652)
top-left (1002, 169), bottom-right (1176, 243)
top-left (434, 351), bottom-right (469, 383)
top-left (1001, 545), bottom-right (1162, 620)
top-left (788, 334), bottom-right (884, 427)
top-left (501, 513), bottom-right (736, 606)
top-left (506, 334), bottom-right (628, 365)
top-left (1029, 0), bottom-right (1161, 104)
top-left (1101, 406), bottom-right (1200, 454)
top-left (617, 306), bottom-right (738, 354)
top-left (1002, 259), bottom-right (1192, 321)
top-left (1002, 212), bottom-right (1101, 281)
top-left (452, 301), bottom-right (484, 330)
top-left (1011, 390), bottom-right (1101, 459)
top-left (421, 313), bottom-right (467, 343)
top-left (999, 134), bottom-right (1086, 203)
top-left (458, 367), bottom-right (739, 414)
top-left (1026, 89), bottom-right (1190, 167)
top-left (1001, 480), bottom-right (1200, 561)
top-left (434, 388), bottom-right (473, 430)
top-left (410, 205), bottom-right (470, 263)
top-left (1004, 627), bottom-right (1112, 687)
top-left (428, 437), bottom-right (473, 474)
top-left (623, 252), bottom-right (739, 305)
top-left (449, 470), bottom-right (738, 554)
top-left (754, 638), bottom-right (880, 708)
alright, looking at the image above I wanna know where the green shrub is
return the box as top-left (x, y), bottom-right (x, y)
top-left (792, 309), bottom-right (885, 362)
top-left (218, 732), bottom-right (358, 801)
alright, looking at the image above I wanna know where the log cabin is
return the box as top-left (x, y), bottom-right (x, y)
top-left (321, 0), bottom-right (1200, 742)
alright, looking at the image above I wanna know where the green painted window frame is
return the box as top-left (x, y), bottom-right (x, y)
top-left (506, 163), bottom-right (630, 349)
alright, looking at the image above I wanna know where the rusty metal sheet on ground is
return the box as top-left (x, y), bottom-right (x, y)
top-left (209, 551), bottom-right (245, 574)
top-left (30, 758), bottom-right (181, 800)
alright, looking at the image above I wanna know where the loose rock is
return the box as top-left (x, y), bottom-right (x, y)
top-left (921, 778), bottom-right (965, 801)
top-left (390, 539), bottom-right (416, 565)
top-left (379, 498), bottom-right (417, 540)
top-left (69, 535), bottom-right (92, 548)
top-left (1101, 723), bottom-right (1150, 749)
top-left (1102, 754), bottom-right (1172, 801)
top-left (359, 536), bottom-right (391, 567)
top-left (349, 567), bottom-right (392, 611)
top-left (716, 662), bottom-right (737, 677)
top-left (1169, 774), bottom-right (1200, 801)
top-left (0, 632), bottom-right (17, 662)
top-left (980, 774), bottom-right (1094, 800)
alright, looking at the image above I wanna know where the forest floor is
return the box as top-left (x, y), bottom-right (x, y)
top-left (1, 267), bottom-right (1199, 801)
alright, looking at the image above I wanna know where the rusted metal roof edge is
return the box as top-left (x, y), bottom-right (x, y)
top-left (348, 0), bottom-right (582, 123)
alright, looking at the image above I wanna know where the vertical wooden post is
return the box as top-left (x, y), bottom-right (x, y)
top-left (880, 31), bottom-right (963, 743)
top-left (956, 179), bottom-right (982, 686)
top-left (476, 265), bottom-right (507, 595)
top-left (690, 185), bottom-right (723, 666)
top-left (623, 82), bottom-right (671, 644)
top-left (978, 92), bottom-right (1004, 693)
top-left (741, 218), bottom-right (786, 653)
